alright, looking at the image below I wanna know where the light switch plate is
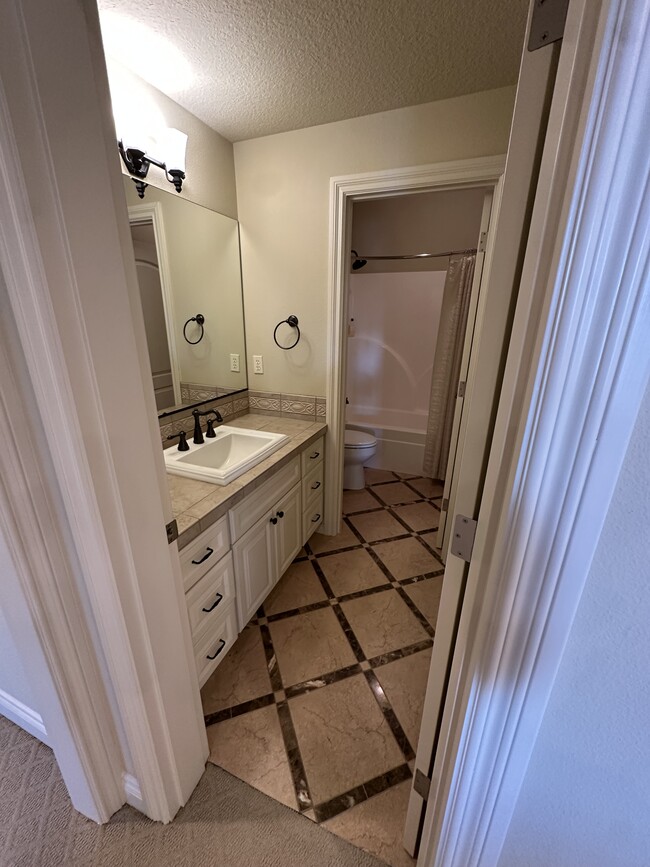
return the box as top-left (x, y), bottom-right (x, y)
top-left (253, 355), bottom-right (264, 374)
top-left (230, 353), bottom-right (240, 372)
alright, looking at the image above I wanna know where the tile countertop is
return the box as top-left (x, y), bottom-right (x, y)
top-left (168, 414), bottom-right (327, 549)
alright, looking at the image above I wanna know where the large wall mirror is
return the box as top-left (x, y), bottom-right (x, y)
top-left (124, 177), bottom-right (247, 415)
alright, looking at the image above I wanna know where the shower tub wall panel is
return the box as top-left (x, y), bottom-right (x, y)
top-left (347, 406), bottom-right (427, 476)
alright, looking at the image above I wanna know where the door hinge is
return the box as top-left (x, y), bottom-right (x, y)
top-left (457, 380), bottom-right (466, 399)
top-left (413, 768), bottom-right (431, 801)
top-left (441, 497), bottom-right (449, 512)
top-left (450, 514), bottom-right (477, 562)
top-left (166, 519), bottom-right (179, 544)
top-left (478, 230), bottom-right (487, 253)
top-left (528, 0), bottom-right (569, 51)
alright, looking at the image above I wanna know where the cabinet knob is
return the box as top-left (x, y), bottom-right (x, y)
top-left (311, 481), bottom-right (321, 490)
top-left (270, 516), bottom-right (278, 525)
top-left (309, 451), bottom-right (320, 460)
top-left (311, 513), bottom-right (321, 523)
top-left (276, 510), bottom-right (285, 519)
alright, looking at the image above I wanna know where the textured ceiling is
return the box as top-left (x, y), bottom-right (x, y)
top-left (98, 0), bottom-right (528, 142)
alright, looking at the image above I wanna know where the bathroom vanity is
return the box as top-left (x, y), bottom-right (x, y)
top-left (168, 416), bottom-right (325, 686)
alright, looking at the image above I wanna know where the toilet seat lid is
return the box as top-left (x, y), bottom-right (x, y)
top-left (345, 430), bottom-right (377, 448)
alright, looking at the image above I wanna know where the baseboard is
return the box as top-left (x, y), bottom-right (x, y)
top-left (123, 772), bottom-right (145, 812)
top-left (0, 687), bottom-right (49, 745)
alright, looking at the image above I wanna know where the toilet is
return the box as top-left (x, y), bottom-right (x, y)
top-left (343, 428), bottom-right (378, 490)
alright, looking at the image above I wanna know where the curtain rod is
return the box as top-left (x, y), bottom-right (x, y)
top-left (352, 248), bottom-right (476, 261)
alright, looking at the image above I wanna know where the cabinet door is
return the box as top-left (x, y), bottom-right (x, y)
top-left (274, 483), bottom-right (302, 579)
top-left (232, 513), bottom-right (275, 629)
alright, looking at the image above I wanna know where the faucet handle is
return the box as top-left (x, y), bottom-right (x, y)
top-left (167, 430), bottom-right (190, 451)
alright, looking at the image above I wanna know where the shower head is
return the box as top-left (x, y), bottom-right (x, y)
top-left (351, 250), bottom-right (367, 270)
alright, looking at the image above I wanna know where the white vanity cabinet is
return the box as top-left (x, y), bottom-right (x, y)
top-left (230, 457), bottom-right (303, 627)
top-left (302, 437), bottom-right (324, 540)
top-left (179, 433), bottom-right (325, 687)
top-left (180, 516), bottom-right (239, 687)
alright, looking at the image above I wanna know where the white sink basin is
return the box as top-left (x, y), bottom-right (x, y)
top-left (164, 425), bottom-right (289, 485)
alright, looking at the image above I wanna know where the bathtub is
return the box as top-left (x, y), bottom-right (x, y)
top-left (346, 405), bottom-right (428, 476)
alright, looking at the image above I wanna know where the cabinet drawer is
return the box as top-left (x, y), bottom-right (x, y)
top-left (185, 551), bottom-right (235, 643)
top-left (302, 462), bottom-right (324, 508)
top-left (301, 437), bottom-right (324, 475)
top-left (180, 515), bottom-right (230, 592)
top-left (229, 456), bottom-right (300, 543)
top-left (303, 492), bottom-right (324, 543)
top-left (194, 600), bottom-right (238, 688)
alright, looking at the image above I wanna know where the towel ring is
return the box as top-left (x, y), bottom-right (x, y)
top-left (183, 313), bottom-right (205, 345)
top-left (273, 315), bottom-right (300, 350)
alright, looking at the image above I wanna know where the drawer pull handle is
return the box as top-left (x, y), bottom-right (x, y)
top-left (270, 516), bottom-right (278, 525)
top-left (191, 547), bottom-right (214, 565)
top-left (202, 592), bottom-right (223, 613)
top-left (311, 481), bottom-right (321, 490)
top-left (276, 510), bottom-right (284, 519)
top-left (311, 513), bottom-right (321, 523)
top-left (309, 451), bottom-right (320, 460)
top-left (206, 639), bottom-right (226, 660)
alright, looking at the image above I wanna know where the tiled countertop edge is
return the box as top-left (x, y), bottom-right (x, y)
top-left (172, 420), bottom-right (327, 549)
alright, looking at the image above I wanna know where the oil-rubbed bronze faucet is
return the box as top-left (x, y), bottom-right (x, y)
top-left (192, 408), bottom-right (223, 443)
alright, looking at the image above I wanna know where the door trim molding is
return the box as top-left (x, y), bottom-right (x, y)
top-left (421, 0), bottom-right (650, 863)
top-left (128, 201), bottom-right (182, 407)
top-left (325, 155), bottom-right (506, 536)
top-left (0, 0), bottom-right (206, 823)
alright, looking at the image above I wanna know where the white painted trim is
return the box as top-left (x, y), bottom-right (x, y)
top-left (0, 68), bottom-right (174, 824)
top-left (123, 772), bottom-right (146, 813)
top-left (420, 0), bottom-right (650, 864)
top-left (325, 156), bottom-right (506, 535)
top-left (128, 201), bottom-right (182, 407)
top-left (0, 0), bottom-right (206, 824)
top-left (0, 689), bottom-right (49, 746)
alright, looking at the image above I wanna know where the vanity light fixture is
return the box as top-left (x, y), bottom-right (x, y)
top-left (118, 127), bottom-right (188, 199)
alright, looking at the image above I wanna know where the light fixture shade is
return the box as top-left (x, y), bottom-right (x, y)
top-left (160, 127), bottom-right (188, 173)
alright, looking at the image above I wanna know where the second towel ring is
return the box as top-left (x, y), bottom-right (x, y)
top-left (183, 313), bottom-right (205, 345)
top-left (273, 314), bottom-right (301, 350)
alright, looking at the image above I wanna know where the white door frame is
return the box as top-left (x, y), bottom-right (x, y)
top-left (0, 0), bottom-right (207, 823)
top-left (324, 155), bottom-right (507, 536)
top-left (419, 0), bottom-right (650, 863)
top-left (128, 202), bottom-right (182, 407)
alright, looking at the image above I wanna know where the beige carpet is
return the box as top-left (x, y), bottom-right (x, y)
top-left (0, 715), bottom-right (384, 867)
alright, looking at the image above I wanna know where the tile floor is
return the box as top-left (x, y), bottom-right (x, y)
top-left (201, 467), bottom-right (445, 867)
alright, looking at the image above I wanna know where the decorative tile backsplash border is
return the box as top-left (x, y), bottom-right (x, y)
top-left (249, 390), bottom-right (326, 422)
top-left (159, 391), bottom-right (249, 448)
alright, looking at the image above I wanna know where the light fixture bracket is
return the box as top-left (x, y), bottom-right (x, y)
top-left (117, 140), bottom-right (186, 199)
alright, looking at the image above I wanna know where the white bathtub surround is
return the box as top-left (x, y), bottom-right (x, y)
top-left (249, 390), bottom-right (326, 422)
top-left (347, 272), bottom-right (445, 421)
top-left (423, 254), bottom-right (476, 479)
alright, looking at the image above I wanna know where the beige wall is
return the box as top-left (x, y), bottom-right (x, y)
top-left (107, 61), bottom-right (238, 219)
top-left (352, 187), bottom-right (487, 273)
top-left (234, 86), bottom-right (516, 397)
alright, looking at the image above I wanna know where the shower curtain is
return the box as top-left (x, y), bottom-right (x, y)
top-left (423, 253), bottom-right (476, 480)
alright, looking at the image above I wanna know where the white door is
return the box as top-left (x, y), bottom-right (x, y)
top-left (404, 6), bottom-right (562, 856)
top-left (436, 190), bottom-right (494, 555)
